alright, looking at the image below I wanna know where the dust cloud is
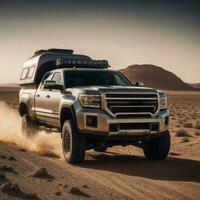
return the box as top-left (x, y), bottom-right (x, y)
top-left (0, 101), bottom-right (62, 158)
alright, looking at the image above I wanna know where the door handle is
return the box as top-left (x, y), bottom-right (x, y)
top-left (46, 95), bottom-right (50, 98)
top-left (36, 94), bottom-right (40, 97)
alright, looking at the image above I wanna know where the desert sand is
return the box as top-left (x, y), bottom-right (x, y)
top-left (0, 90), bottom-right (200, 200)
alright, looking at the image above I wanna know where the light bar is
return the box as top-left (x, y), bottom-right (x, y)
top-left (56, 58), bottom-right (109, 69)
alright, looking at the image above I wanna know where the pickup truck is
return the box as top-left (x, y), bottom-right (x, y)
top-left (18, 49), bottom-right (170, 164)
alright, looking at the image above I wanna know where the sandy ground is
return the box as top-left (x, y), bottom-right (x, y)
top-left (0, 90), bottom-right (200, 200)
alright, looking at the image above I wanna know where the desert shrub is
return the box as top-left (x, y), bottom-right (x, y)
top-left (194, 122), bottom-right (200, 129)
top-left (182, 137), bottom-right (190, 143)
top-left (183, 122), bottom-right (193, 128)
top-left (176, 129), bottom-right (190, 137)
top-left (178, 119), bottom-right (184, 124)
top-left (195, 131), bottom-right (200, 136)
top-left (184, 117), bottom-right (190, 121)
top-left (177, 112), bottom-right (182, 117)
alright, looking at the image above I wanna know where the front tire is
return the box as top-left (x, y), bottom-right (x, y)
top-left (143, 131), bottom-right (170, 160)
top-left (21, 114), bottom-right (38, 137)
top-left (62, 120), bottom-right (85, 164)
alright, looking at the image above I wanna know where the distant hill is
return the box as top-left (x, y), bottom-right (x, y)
top-left (120, 64), bottom-right (196, 91)
top-left (0, 83), bottom-right (20, 92)
top-left (188, 83), bottom-right (200, 90)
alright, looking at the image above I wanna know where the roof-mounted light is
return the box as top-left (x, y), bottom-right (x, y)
top-left (56, 58), bottom-right (110, 69)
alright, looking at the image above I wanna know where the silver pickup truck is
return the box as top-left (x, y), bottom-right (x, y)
top-left (18, 49), bottom-right (170, 164)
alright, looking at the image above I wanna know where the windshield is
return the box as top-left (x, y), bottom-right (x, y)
top-left (64, 70), bottom-right (132, 88)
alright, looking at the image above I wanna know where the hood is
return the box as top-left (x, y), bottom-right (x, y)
top-left (66, 85), bottom-right (159, 95)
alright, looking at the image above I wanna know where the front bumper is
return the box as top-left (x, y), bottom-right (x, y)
top-left (76, 108), bottom-right (169, 136)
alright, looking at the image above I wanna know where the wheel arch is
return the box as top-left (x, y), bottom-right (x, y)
top-left (60, 106), bottom-right (77, 136)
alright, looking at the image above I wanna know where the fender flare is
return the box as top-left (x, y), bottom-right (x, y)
top-left (60, 105), bottom-right (78, 136)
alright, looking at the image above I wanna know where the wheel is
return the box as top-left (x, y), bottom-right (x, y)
top-left (62, 120), bottom-right (85, 164)
top-left (143, 131), bottom-right (170, 160)
top-left (94, 146), bottom-right (107, 152)
top-left (21, 114), bottom-right (38, 137)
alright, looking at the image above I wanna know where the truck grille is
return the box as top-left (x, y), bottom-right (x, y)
top-left (104, 93), bottom-right (158, 117)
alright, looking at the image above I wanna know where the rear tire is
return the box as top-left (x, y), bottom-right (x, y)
top-left (21, 114), bottom-right (38, 137)
top-left (62, 120), bottom-right (85, 164)
top-left (143, 131), bottom-right (170, 160)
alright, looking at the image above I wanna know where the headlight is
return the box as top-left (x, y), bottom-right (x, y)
top-left (79, 94), bottom-right (101, 108)
top-left (159, 92), bottom-right (167, 109)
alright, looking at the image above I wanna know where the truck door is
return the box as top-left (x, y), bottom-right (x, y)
top-left (44, 72), bottom-right (63, 126)
top-left (35, 72), bottom-right (63, 127)
top-left (35, 72), bottom-right (54, 123)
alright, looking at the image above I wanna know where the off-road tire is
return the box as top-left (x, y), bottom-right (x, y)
top-left (94, 146), bottom-right (107, 152)
top-left (21, 114), bottom-right (38, 137)
top-left (62, 120), bottom-right (85, 164)
top-left (143, 131), bottom-right (170, 160)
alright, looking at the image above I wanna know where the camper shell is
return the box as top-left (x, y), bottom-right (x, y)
top-left (19, 49), bottom-right (104, 87)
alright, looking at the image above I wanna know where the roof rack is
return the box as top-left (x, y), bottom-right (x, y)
top-left (56, 58), bottom-right (110, 69)
top-left (34, 48), bottom-right (73, 57)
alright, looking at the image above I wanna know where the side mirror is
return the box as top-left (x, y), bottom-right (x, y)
top-left (135, 81), bottom-right (144, 87)
top-left (43, 80), bottom-right (63, 91)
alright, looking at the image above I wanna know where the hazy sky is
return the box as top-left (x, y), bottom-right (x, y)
top-left (0, 0), bottom-right (199, 84)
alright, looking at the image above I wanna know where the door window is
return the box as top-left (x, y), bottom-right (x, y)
top-left (52, 72), bottom-right (62, 85)
top-left (40, 72), bottom-right (54, 90)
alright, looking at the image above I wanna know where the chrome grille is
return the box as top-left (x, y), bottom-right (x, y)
top-left (104, 93), bottom-right (158, 117)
